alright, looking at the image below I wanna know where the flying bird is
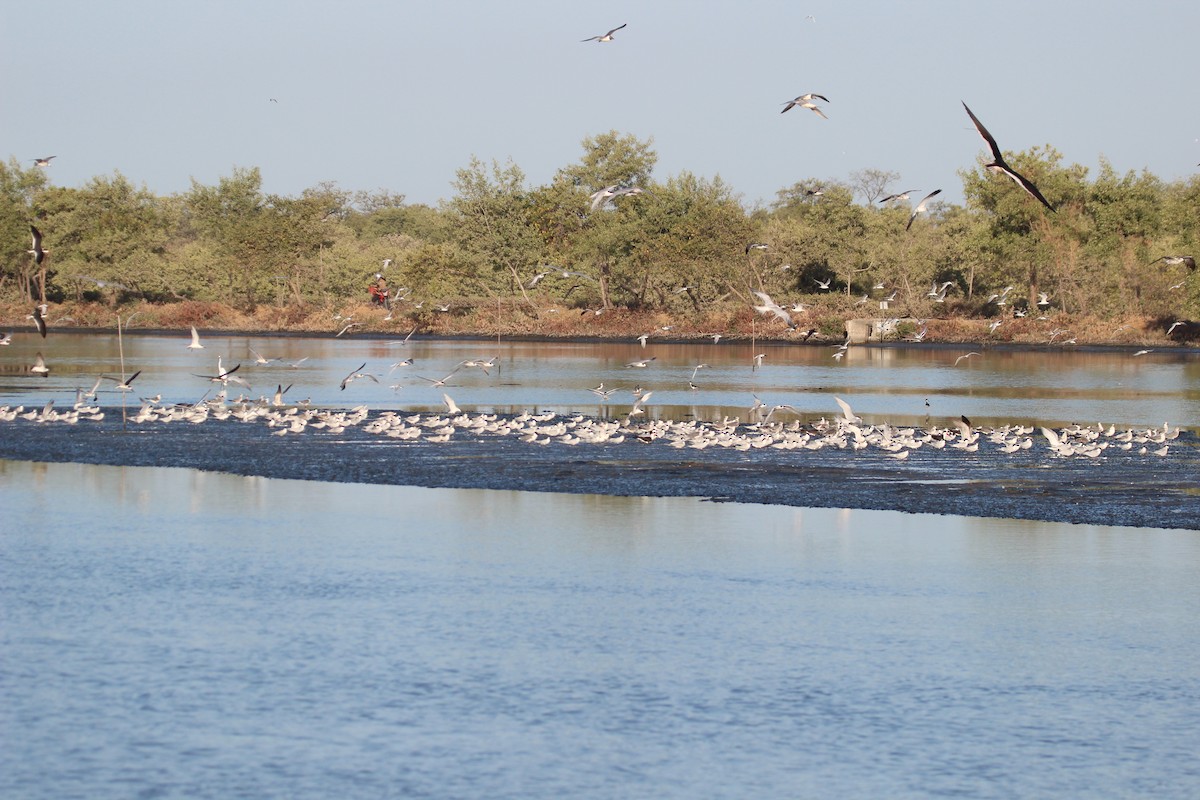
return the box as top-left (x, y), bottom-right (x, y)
top-left (745, 242), bottom-right (769, 254)
top-left (751, 291), bottom-right (797, 329)
top-left (33, 156), bottom-right (55, 167)
top-left (1153, 255), bottom-right (1196, 271)
top-left (962, 101), bottom-right (1055, 213)
top-left (29, 305), bottom-right (47, 337)
top-left (30, 352), bottom-right (49, 375)
top-left (781, 93), bottom-right (829, 113)
top-left (187, 326), bottom-right (204, 349)
top-left (339, 363), bottom-right (378, 391)
top-left (879, 190), bottom-right (918, 204)
top-left (28, 225), bottom-right (48, 265)
top-left (905, 189), bottom-right (942, 231)
top-left (582, 23), bottom-right (626, 42)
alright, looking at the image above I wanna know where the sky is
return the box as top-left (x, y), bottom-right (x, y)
top-left (3, 0), bottom-right (1198, 211)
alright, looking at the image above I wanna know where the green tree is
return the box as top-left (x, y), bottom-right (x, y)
top-left (0, 158), bottom-right (50, 300)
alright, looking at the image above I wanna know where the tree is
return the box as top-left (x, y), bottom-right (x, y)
top-left (0, 158), bottom-right (50, 300)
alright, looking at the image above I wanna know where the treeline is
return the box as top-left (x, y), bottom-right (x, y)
top-left (2, 131), bottom-right (1197, 323)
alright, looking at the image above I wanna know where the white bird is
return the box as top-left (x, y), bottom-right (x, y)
top-left (834, 396), bottom-right (858, 424)
top-left (33, 156), bottom-right (56, 167)
top-left (582, 23), bottom-right (626, 42)
top-left (187, 326), bottom-right (204, 349)
top-left (751, 291), bottom-right (796, 329)
top-left (880, 190), bottom-right (917, 204)
top-left (1166, 321), bottom-right (1184, 335)
top-left (905, 189), bottom-right (942, 231)
top-left (28, 225), bottom-right (48, 265)
top-left (30, 352), bottom-right (49, 375)
top-left (625, 357), bottom-right (656, 368)
top-left (955, 352), bottom-right (981, 365)
top-left (781, 93), bottom-right (829, 114)
top-left (339, 363), bottom-right (378, 391)
top-left (443, 393), bottom-right (461, 414)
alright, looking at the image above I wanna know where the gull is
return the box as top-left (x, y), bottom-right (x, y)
top-left (389, 326), bottom-right (418, 345)
top-left (1037, 292), bottom-right (1051, 307)
top-left (751, 291), bottom-right (796, 329)
top-left (0, 332), bottom-right (10, 345)
top-left (625, 356), bottom-right (656, 368)
top-left (336, 321), bottom-right (359, 337)
top-left (381, 258), bottom-right (393, 269)
top-left (272, 384), bottom-right (292, 406)
top-left (194, 358), bottom-right (246, 387)
top-left (589, 185), bottom-right (619, 211)
top-left (589, 383), bottom-right (617, 401)
top-left (33, 156), bottom-right (56, 167)
top-left (582, 23), bottom-right (626, 42)
top-left (690, 363), bottom-right (710, 380)
top-left (1153, 255), bottom-right (1196, 270)
top-left (1168, 280), bottom-right (1186, 290)
top-left (954, 352), bottom-right (981, 365)
top-left (443, 393), bottom-right (460, 414)
top-left (813, 277), bottom-right (832, 290)
top-left (752, 353), bottom-right (766, 370)
top-left (962, 101), bottom-right (1055, 213)
top-left (636, 333), bottom-right (650, 348)
top-left (28, 225), bottom-right (48, 265)
top-left (834, 396), bottom-right (859, 424)
top-left (526, 270), bottom-right (550, 287)
top-left (905, 189), bottom-right (942, 231)
top-left (781, 93), bottom-right (829, 113)
top-left (28, 305), bottom-right (47, 337)
top-left (710, 333), bottom-right (722, 343)
top-left (104, 371), bottom-right (142, 391)
top-left (1166, 321), bottom-right (1184, 334)
top-left (187, 326), bottom-right (204, 349)
top-left (287, 356), bottom-right (309, 368)
top-left (988, 320), bottom-right (1003, 334)
top-left (388, 358), bottom-right (414, 374)
top-left (248, 346), bottom-right (273, 364)
top-left (880, 190), bottom-right (917, 204)
top-left (745, 242), bottom-right (769, 254)
top-left (30, 352), bottom-right (49, 375)
top-left (1133, 349), bottom-right (1153, 357)
top-left (339, 363), bottom-right (378, 390)
top-left (629, 391), bottom-right (653, 418)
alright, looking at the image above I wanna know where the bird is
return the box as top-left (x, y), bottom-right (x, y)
top-left (30, 352), bottom-right (49, 375)
top-left (752, 353), bottom-right (766, 370)
top-left (834, 396), bottom-right (859, 424)
top-left (29, 305), bottom-right (47, 338)
top-left (443, 393), bottom-right (461, 415)
top-left (905, 189), bottom-right (942, 231)
top-left (781, 93), bottom-right (829, 113)
top-left (745, 242), bottom-right (769, 254)
top-left (28, 225), bottom-right (48, 265)
top-left (625, 357), bottom-right (656, 368)
top-left (880, 190), bottom-right (917, 203)
top-left (33, 156), bottom-right (55, 167)
top-left (954, 352), bottom-right (981, 365)
top-left (788, 101), bottom-right (827, 119)
top-left (1166, 321), bottom-right (1184, 335)
top-left (589, 185), bottom-right (619, 211)
top-left (1153, 255), bottom-right (1196, 271)
top-left (1133, 349), bottom-right (1153, 357)
top-left (582, 23), bottom-right (626, 42)
top-left (193, 359), bottom-right (245, 386)
top-left (339, 363), bottom-right (378, 391)
top-left (105, 371), bottom-right (142, 391)
top-left (272, 384), bottom-right (292, 406)
top-left (248, 346), bottom-right (274, 365)
top-left (751, 291), bottom-right (796, 329)
top-left (336, 321), bottom-right (359, 337)
top-left (1037, 292), bottom-right (1051, 307)
top-left (0, 332), bottom-right (10, 345)
top-left (813, 277), bottom-right (832, 290)
top-left (636, 333), bottom-right (650, 348)
top-left (187, 326), bottom-right (204, 349)
top-left (962, 101), bottom-right (1055, 213)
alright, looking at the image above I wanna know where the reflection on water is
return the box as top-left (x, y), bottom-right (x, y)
top-left (0, 332), bottom-right (1197, 427)
top-left (3, 460), bottom-right (1199, 798)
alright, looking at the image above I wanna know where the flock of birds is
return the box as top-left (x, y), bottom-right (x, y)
top-left (0, 318), bottom-right (1189, 471)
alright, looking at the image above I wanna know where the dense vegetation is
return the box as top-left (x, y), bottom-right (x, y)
top-left (2, 132), bottom-right (1197, 339)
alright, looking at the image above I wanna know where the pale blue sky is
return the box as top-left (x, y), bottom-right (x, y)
top-left (3, 0), bottom-right (1197, 209)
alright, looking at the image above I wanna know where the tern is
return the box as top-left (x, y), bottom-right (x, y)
top-left (813, 277), bottom-right (832, 290)
top-left (905, 189), bottom-right (942, 231)
top-left (880, 190), bottom-right (917, 203)
top-left (781, 93), bottom-right (829, 113)
top-left (582, 23), bottom-right (626, 42)
top-left (962, 101), bottom-right (1055, 213)
top-left (443, 393), bottom-right (461, 414)
top-left (33, 156), bottom-right (56, 167)
top-left (105, 371), bottom-right (142, 391)
top-left (28, 225), bottom-right (48, 265)
top-left (30, 352), bottom-right (49, 375)
top-left (187, 326), bottom-right (204, 349)
top-left (954, 352), bottom-right (981, 365)
top-left (625, 357), bottom-right (656, 368)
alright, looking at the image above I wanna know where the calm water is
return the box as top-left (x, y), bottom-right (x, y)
top-left (1, 332), bottom-right (1198, 427)
top-left (3, 460), bottom-right (1199, 798)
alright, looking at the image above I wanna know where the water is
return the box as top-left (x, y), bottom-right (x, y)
top-left (2, 332), bottom-right (1198, 427)
top-left (3, 460), bottom-right (1199, 798)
